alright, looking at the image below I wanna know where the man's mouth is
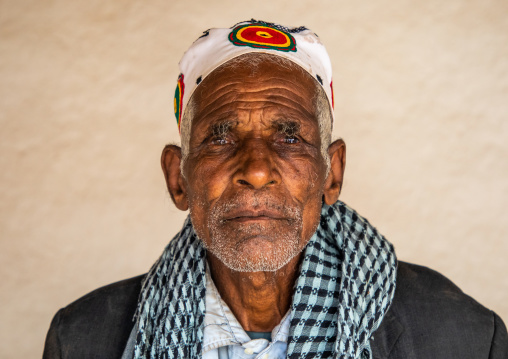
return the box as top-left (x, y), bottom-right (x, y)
top-left (223, 209), bottom-right (289, 223)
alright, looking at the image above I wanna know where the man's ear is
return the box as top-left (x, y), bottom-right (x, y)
top-left (161, 145), bottom-right (188, 211)
top-left (323, 139), bottom-right (346, 205)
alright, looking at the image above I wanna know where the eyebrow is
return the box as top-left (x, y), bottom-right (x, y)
top-left (273, 120), bottom-right (300, 137)
top-left (210, 120), bottom-right (233, 138)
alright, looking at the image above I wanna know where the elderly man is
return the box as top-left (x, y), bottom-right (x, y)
top-left (43, 20), bottom-right (507, 359)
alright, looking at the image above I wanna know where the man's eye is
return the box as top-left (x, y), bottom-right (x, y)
top-left (283, 137), bottom-right (299, 144)
top-left (211, 138), bottom-right (231, 145)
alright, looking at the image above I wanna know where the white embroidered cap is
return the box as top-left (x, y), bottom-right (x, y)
top-left (174, 19), bottom-right (335, 132)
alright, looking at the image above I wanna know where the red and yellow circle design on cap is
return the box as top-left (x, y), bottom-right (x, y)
top-left (229, 24), bottom-right (296, 52)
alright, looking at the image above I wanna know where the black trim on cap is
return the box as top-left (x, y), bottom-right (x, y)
top-left (316, 74), bottom-right (323, 85)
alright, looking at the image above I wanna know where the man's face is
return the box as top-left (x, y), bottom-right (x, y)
top-left (182, 59), bottom-right (329, 272)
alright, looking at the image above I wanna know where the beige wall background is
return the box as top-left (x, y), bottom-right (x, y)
top-left (1, 0), bottom-right (507, 357)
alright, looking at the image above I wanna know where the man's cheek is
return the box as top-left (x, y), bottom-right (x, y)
top-left (288, 173), bottom-right (324, 204)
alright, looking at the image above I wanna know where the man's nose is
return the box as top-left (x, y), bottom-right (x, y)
top-left (233, 140), bottom-right (281, 189)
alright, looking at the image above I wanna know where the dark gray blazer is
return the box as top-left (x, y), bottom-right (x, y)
top-left (43, 262), bottom-right (508, 358)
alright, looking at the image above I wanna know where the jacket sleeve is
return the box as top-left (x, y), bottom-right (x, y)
top-left (42, 309), bottom-right (63, 359)
top-left (489, 312), bottom-right (508, 359)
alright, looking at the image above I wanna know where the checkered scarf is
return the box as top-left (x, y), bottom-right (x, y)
top-left (133, 201), bottom-right (397, 359)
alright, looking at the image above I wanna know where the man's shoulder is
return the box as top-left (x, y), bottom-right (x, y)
top-left (61, 274), bottom-right (145, 315)
top-left (373, 261), bottom-right (508, 358)
top-left (396, 261), bottom-right (475, 298)
top-left (43, 275), bottom-right (145, 359)
top-left (394, 261), bottom-right (499, 320)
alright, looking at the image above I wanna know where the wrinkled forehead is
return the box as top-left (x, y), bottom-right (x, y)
top-left (189, 54), bottom-right (320, 132)
top-left (194, 53), bottom-right (316, 109)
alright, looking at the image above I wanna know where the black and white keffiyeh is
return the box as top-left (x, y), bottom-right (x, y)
top-left (133, 201), bottom-right (397, 359)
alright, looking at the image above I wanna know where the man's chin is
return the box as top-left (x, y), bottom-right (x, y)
top-left (214, 257), bottom-right (293, 273)
top-left (208, 241), bottom-right (303, 273)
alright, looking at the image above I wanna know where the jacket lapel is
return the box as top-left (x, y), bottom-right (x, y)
top-left (370, 309), bottom-right (404, 359)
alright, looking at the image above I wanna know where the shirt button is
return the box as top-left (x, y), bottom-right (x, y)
top-left (262, 354), bottom-right (269, 359)
top-left (244, 348), bottom-right (254, 355)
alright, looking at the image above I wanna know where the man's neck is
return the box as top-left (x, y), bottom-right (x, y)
top-left (207, 253), bottom-right (302, 332)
